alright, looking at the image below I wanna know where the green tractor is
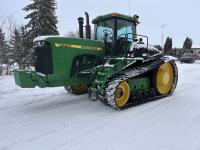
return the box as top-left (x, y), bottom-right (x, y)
top-left (14, 12), bottom-right (178, 109)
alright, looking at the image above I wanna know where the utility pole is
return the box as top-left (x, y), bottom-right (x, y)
top-left (161, 24), bottom-right (167, 49)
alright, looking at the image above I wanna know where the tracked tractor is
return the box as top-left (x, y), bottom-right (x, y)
top-left (14, 12), bottom-right (178, 109)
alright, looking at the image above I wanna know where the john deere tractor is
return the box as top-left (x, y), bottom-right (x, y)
top-left (14, 12), bottom-right (178, 109)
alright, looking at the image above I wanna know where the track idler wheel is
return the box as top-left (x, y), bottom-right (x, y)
top-left (114, 81), bottom-right (131, 108)
top-left (153, 62), bottom-right (177, 95)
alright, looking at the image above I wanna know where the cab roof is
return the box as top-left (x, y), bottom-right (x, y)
top-left (92, 13), bottom-right (139, 24)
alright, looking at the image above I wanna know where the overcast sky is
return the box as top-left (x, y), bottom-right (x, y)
top-left (1, 0), bottom-right (200, 47)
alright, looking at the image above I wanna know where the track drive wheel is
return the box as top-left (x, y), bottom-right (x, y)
top-left (65, 84), bottom-right (88, 95)
top-left (114, 81), bottom-right (131, 108)
top-left (154, 62), bottom-right (176, 95)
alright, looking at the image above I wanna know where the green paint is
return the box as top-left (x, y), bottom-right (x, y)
top-left (13, 13), bottom-right (141, 92)
top-left (128, 78), bottom-right (150, 92)
top-left (14, 37), bottom-right (104, 88)
top-left (90, 58), bottom-right (136, 91)
top-left (14, 70), bottom-right (36, 88)
top-left (47, 37), bottom-right (103, 81)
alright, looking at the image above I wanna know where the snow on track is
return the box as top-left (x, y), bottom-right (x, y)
top-left (0, 62), bottom-right (200, 150)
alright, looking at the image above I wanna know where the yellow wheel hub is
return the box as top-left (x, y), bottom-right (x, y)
top-left (156, 62), bottom-right (174, 95)
top-left (115, 81), bottom-right (130, 107)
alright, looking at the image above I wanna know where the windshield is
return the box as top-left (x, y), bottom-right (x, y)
top-left (96, 19), bottom-right (114, 42)
top-left (95, 19), bottom-right (135, 42)
top-left (117, 19), bottom-right (135, 41)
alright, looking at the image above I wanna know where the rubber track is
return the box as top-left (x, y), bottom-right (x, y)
top-left (98, 60), bottom-right (178, 109)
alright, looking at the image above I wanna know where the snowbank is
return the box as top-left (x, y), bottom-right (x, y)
top-left (0, 62), bottom-right (200, 150)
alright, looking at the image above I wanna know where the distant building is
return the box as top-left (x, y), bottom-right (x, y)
top-left (170, 48), bottom-right (200, 59)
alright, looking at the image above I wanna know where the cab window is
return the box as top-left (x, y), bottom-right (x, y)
top-left (96, 19), bottom-right (114, 42)
top-left (117, 19), bottom-right (135, 41)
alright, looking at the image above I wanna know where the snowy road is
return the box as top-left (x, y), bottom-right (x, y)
top-left (1, 62), bottom-right (200, 150)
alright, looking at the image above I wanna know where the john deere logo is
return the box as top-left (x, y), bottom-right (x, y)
top-left (55, 43), bottom-right (102, 51)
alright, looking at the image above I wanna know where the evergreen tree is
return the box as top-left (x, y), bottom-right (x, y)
top-left (0, 28), bottom-right (6, 75)
top-left (10, 28), bottom-right (21, 65)
top-left (0, 29), bottom-right (11, 74)
top-left (23, 0), bottom-right (59, 66)
top-left (22, 26), bottom-right (35, 67)
top-left (10, 27), bottom-right (26, 68)
top-left (20, 26), bottom-right (30, 68)
top-left (5, 43), bottom-right (13, 75)
top-left (0, 29), bottom-right (6, 66)
top-left (164, 37), bottom-right (172, 54)
top-left (183, 37), bottom-right (193, 49)
top-left (154, 45), bottom-right (163, 51)
top-left (23, 0), bottom-right (59, 39)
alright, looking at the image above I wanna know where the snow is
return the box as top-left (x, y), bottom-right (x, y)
top-left (33, 36), bottom-right (100, 43)
top-left (104, 62), bottom-right (114, 67)
top-left (1, 62), bottom-right (200, 150)
top-left (162, 55), bottom-right (179, 61)
top-left (129, 42), bottom-right (160, 52)
top-left (33, 36), bottom-right (60, 42)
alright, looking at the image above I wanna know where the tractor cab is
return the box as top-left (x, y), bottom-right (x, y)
top-left (92, 13), bottom-right (139, 56)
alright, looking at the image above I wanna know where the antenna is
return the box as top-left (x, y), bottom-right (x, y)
top-left (129, 0), bottom-right (131, 16)
top-left (128, 0), bottom-right (134, 16)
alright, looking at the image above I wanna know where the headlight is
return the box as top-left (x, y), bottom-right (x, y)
top-left (34, 41), bottom-right (46, 47)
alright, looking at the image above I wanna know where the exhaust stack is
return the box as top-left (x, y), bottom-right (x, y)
top-left (85, 12), bottom-right (91, 39)
top-left (78, 17), bottom-right (84, 38)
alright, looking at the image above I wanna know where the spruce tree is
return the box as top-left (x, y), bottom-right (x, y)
top-left (5, 44), bottom-right (14, 75)
top-left (183, 37), bottom-right (193, 49)
top-left (20, 26), bottom-right (30, 68)
top-left (23, 0), bottom-right (59, 39)
top-left (154, 45), bottom-right (163, 51)
top-left (164, 37), bottom-right (172, 54)
top-left (0, 29), bottom-right (6, 75)
top-left (23, 0), bottom-right (59, 66)
top-left (10, 28), bottom-right (26, 68)
top-left (22, 26), bottom-right (35, 67)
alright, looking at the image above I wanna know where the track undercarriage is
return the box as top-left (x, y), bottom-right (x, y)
top-left (89, 58), bottom-right (178, 110)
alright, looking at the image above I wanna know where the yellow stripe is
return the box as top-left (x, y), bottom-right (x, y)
top-left (71, 44), bottom-right (82, 49)
top-left (55, 43), bottom-right (102, 51)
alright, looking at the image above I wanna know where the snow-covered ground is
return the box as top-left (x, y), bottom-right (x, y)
top-left (0, 62), bottom-right (200, 150)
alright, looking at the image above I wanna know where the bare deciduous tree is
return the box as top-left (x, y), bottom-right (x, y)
top-left (0, 13), bottom-right (16, 75)
top-left (66, 30), bottom-right (79, 38)
top-left (5, 15), bottom-right (16, 41)
top-left (65, 30), bottom-right (95, 39)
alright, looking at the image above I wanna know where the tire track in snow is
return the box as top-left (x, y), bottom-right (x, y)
top-left (0, 92), bottom-right (87, 111)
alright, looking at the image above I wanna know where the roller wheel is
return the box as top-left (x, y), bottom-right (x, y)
top-left (114, 81), bottom-right (131, 108)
